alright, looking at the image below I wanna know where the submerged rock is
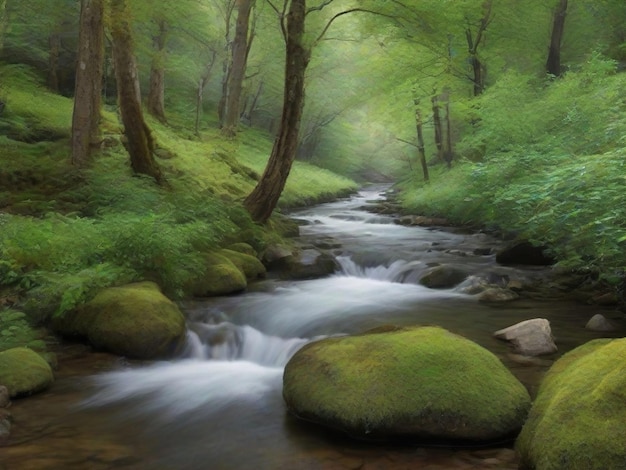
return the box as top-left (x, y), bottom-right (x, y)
top-left (516, 338), bottom-right (626, 470)
top-left (494, 319), bottom-right (557, 356)
top-left (53, 282), bottom-right (186, 359)
top-left (419, 265), bottom-right (469, 289)
top-left (283, 326), bottom-right (531, 442)
top-left (585, 314), bottom-right (618, 332)
top-left (0, 347), bottom-right (53, 397)
top-left (478, 287), bottom-right (520, 303)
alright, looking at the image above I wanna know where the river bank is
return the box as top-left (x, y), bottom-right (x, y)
top-left (3, 186), bottom-right (625, 469)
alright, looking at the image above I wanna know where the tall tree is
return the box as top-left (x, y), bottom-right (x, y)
top-left (222, 0), bottom-right (256, 136)
top-left (244, 0), bottom-right (309, 222)
top-left (546, 0), bottom-right (568, 77)
top-left (465, 0), bottom-right (492, 95)
top-left (217, 0), bottom-right (237, 126)
top-left (71, 0), bottom-right (105, 167)
top-left (244, 0), bottom-right (380, 222)
top-left (110, 0), bottom-right (162, 183)
top-left (146, 18), bottom-right (168, 122)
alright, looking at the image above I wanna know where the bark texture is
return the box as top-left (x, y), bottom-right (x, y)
top-left (71, 0), bottom-right (104, 168)
top-left (414, 99), bottom-right (429, 183)
top-left (147, 19), bottom-right (168, 122)
top-left (244, 0), bottom-right (308, 223)
top-left (546, 0), bottom-right (568, 77)
top-left (222, 0), bottom-right (254, 137)
top-left (110, 0), bottom-right (162, 183)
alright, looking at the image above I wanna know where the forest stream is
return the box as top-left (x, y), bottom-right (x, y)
top-left (3, 186), bottom-right (625, 470)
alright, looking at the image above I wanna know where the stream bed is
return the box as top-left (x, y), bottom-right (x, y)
top-left (3, 186), bottom-right (625, 470)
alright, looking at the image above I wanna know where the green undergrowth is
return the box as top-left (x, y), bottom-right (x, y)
top-left (399, 55), bottom-right (626, 284)
top-left (0, 64), bottom-right (357, 331)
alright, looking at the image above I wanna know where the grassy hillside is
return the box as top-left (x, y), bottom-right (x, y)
top-left (0, 64), bottom-right (357, 351)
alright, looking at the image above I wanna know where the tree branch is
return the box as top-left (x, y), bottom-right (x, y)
top-left (314, 8), bottom-right (398, 45)
top-left (306, 0), bottom-right (334, 15)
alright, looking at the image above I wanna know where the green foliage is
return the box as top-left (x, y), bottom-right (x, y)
top-left (400, 55), bottom-right (626, 278)
top-left (0, 309), bottom-right (47, 353)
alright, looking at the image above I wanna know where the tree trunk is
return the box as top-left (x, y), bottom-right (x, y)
top-left (147, 20), bottom-right (168, 123)
top-left (465, 0), bottom-right (492, 96)
top-left (71, 0), bottom-right (104, 168)
top-left (222, 0), bottom-right (254, 137)
top-left (431, 94), bottom-right (444, 164)
top-left (48, 32), bottom-right (60, 92)
top-left (218, 0), bottom-right (236, 127)
top-left (414, 99), bottom-right (429, 183)
top-left (242, 80), bottom-right (263, 126)
top-left (546, 0), bottom-right (568, 77)
top-left (244, 0), bottom-right (308, 223)
top-left (195, 50), bottom-right (218, 136)
top-left (110, 0), bottom-right (162, 183)
top-left (444, 97), bottom-right (453, 168)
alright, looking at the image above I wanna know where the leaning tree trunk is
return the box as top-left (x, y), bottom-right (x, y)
top-left (110, 0), bottom-right (162, 183)
top-left (243, 0), bottom-right (308, 223)
top-left (546, 0), bottom-right (568, 77)
top-left (222, 0), bottom-right (254, 137)
top-left (71, 0), bottom-right (104, 167)
top-left (147, 19), bottom-right (168, 123)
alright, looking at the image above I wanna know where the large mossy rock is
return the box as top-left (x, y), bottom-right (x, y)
top-left (186, 252), bottom-right (247, 297)
top-left (53, 282), bottom-right (186, 359)
top-left (516, 338), bottom-right (626, 470)
top-left (0, 347), bottom-right (54, 397)
top-left (283, 326), bottom-right (531, 441)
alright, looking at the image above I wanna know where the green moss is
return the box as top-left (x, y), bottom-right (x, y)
top-left (185, 252), bottom-right (247, 297)
top-left (0, 347), bottom-right (53, 397)
top-left (226, 243), bottom-right (258, 257)
top-left (0, 310), bottom-right (48, 353)
top-left (53, 281), bottom-right (186, 359)
top-left (516, 338), bottom-right (626, 470)
top-left (219, 249), bottom-right (266, 281)
top-left (284, 326), bottom-right (530, 441)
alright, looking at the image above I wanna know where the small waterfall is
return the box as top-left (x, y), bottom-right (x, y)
top-left (185, 322), bottom-right (311, 367)
top-left (336, 255), bottom-right (425, 283)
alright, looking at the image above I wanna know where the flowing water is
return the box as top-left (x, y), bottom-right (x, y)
top-left (3, 186), bottom-right (625, 470)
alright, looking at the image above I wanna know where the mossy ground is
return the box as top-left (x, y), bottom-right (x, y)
top-left (516, 338), bottom-right (626, 470)
top-left (284, 326), bottom-right (531, 440)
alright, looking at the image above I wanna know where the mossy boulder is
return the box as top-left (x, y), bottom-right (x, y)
top-left (227, 242), bottom-right (258, 257)
top-left (0, 347), bottom-right (54, 397)
top-left (516, 338), bottom-right (626, 470)
top-left (219, 249), bottom-right (266, 281)
top-left (53, 282), bottom-right (186, 359)
top-left (283, 325), bottom-right (531, 441)
top-left (186, 252), bottom-right (247, 297)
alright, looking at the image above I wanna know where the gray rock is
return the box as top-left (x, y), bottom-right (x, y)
top-left (478, 287), bottom-right (520, 303)
top-left (585, 314), bottom-right (618, 332)
top-left (494, 319), bottom-right (557, 356)
top-left (419, 265), bottom-right (469, 289)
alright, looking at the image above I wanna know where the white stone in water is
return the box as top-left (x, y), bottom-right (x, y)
top-left (585, 314), bottom-right (618, 332)
top-left (494, 318), bottom-right (557, 356)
